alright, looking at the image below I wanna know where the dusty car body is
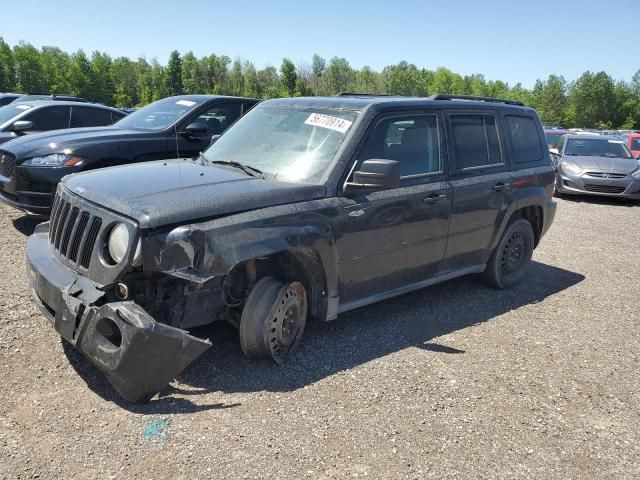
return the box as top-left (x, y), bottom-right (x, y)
top-left (554, 134), bottom-right (640, 198)
top-left (26, 94), bottom-right (557, 402)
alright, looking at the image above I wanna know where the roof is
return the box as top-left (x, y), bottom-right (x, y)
top-left (263, 95), bottom-right (533, 112)
top-left (164, 94), bottom-right (258, 102)
top-left (565, 134), bottom-right (610, 140)
top-left (12, 100), bottom-right (124, 112)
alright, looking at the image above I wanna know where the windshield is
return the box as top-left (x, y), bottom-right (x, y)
top-left (0, 103), bottom-right (31, 126)
top-left (114, 97), bottom-right (204, 131)
top-left (564, 138), bottom-right (632, 158)
top-left (201, 104), bottom-right (359, 183)
top-left (545, 133), bottom-right (564, 148)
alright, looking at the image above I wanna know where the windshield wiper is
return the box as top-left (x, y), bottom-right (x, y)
top-left (207, 160), bottom-right (263, 178)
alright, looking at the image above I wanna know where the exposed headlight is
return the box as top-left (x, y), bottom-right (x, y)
top-left (23, 154), bottom-right (84, 167)
top-left (107, 223), bottom-right (142, 266)
top-left (631, 167), bottom-right (640, 180)
top-left (560, 161), bottom-right (582, 175)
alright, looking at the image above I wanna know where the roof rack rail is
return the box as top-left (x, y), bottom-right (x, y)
top-left (336, 92), bottom-right (391, 97)
top-left (428, 93), bottom-right (524, 106)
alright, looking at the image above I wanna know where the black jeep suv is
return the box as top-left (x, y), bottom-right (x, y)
top-left (26, 94), bottom-right (556, 402)
top-left (0, 95), bottom-right (258, 214)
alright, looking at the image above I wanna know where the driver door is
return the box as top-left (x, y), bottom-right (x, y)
top-left (337, 112), bottom-right (451, 306)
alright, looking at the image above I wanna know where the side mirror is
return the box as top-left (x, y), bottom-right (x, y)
top-left (182, 122), bottom-right (208, 138)
top-left (549, 148), bottom-right (560, 155)
top-left (209, 134), bottom-right (221, 145)
top-left (12, 120), bottom-right (33, 133)
top-left (345, 159), bottom-right (400, 192)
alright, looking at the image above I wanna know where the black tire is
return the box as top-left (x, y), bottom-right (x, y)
top-left (482, 217), bottom-right (534, 289)
top-left (239, 277), bottom-right (307, 365)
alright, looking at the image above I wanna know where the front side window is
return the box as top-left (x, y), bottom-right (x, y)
top-left (201, 104), bottom-right (359, 183)
top-left (24, 107), bottom-right (71, 131)
top-left (192, 103), bottom-right (242, 135)
top-left (357, 115), bottom-right (440, 177)
top-left (0, 104), bottom-right (32, 127)
top-left (450, 113), bottom-right (502, 169)
top-left (114, 97), bottom-right (205, 131)
top-left (507, 115), bottom-right (543, 163)
top-left (565, 138), bottom-right (632, 159)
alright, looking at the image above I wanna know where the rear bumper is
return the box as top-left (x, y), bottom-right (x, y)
top-left (26, 226), bottom-right (211, 402)
top-left (556, 172), bottom-right (640, 199)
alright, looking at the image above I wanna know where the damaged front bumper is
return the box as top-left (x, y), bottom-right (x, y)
top-left (26, 226), bottom-right (212, 402)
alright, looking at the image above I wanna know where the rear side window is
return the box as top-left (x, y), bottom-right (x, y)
top-left (506, 115), bottom-right (543, 163)
top-left (24, 106), bottom-right (71, 131)
top-left (71, 107), bottom-right (115, 128)
top-left (449, 114), bottom-right (502, 169)
top-left (632, 138), bottom-right (640, 150)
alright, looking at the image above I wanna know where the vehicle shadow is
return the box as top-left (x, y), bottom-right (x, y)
top-left (559, 194), bottom-right (639, 207)
top-left (63, 260), bottom-right (584, 413)
top-left (12, 215), bottom-right (46, 236)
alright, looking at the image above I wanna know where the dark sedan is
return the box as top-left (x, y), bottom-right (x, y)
top-left (554, 135), bottom-right (640, 199)
top-left (0, 95), bottom-right (258, 214)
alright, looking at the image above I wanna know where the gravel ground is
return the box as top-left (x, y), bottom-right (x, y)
top-left (0, 196), bottom-right (638, 480)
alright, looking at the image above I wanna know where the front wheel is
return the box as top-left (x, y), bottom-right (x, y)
top-left (482, 218), bottom-right (534, 289)
top-left (239, 277), bottom-right (307, 364)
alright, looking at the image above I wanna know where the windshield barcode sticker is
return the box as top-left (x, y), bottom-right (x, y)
top-left (305, 113), bottom-right (352, 133)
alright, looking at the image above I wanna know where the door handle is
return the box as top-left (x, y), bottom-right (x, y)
top-left (492, 182), bottom-right (507, 192)
top-left (422, 193), bottom-right (447, 204)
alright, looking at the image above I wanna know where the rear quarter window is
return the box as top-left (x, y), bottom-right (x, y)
top-left (506, 115), bottom-right (543, 163)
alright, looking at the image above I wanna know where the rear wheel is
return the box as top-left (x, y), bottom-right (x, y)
top-left (239, 277), bottom-right (307, 364)
top-left (482, 218), bottom-right (534, 289)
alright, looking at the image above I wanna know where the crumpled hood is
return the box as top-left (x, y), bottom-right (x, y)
top-left (0, 127), bottom-right (149, 160)
top-left (565, 155), bottom-right (640, 174)
top-left (63, 159), bottom-right (327, 228)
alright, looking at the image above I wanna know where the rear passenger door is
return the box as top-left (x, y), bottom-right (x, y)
top-left (70, 106), bottom-right (117, 128)
top-left (338, 112), bottom-right (452, 303)
top-left (440, 111), bottom-right (513, 273)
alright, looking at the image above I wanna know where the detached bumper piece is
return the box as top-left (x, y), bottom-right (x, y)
top-left (77, 302), bottom-right (211, 402)
top-left (27, 230), bottom-right (212, 402)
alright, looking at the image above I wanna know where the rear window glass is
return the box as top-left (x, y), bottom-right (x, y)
top-left (507, 116), bottom-right (543, 163)
top-left (450, 114), bottom-right (502, 169)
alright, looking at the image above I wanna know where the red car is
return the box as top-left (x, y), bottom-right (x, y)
top-left (620, 132), bottom-right (640, 158)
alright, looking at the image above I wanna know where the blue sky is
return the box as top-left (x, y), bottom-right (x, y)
top-left (1, 0), bottom-right (637, 87)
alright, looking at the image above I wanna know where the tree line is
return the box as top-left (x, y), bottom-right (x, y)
top-left (1, 38), bottom-right (639, 129)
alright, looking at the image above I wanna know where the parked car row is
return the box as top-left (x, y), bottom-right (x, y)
top-left (12, 93), bottom-right (559, 402)
top-left (0, 95), bottom-right (257, 213)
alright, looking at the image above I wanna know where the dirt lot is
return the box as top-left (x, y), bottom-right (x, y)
top-left (0, 196), bottom-right (638, 480)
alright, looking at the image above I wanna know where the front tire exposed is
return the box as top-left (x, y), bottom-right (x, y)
top-left (239, 277), bottom-right (307, 364)
top-left (482, 217), bottom-right (534, 289)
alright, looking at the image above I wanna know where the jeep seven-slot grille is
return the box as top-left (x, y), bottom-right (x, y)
top-left (49, 193), bottom-right (103, 268)
top-left (0, 151), bottom-right (16, 178)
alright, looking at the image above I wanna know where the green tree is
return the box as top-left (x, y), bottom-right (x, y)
top-left (166, 50), bottom-right (183, 95)
top-left (242, 61), bottom-right (259, 98)
top-left (89, 51), bottom-right (113, 104)
top-left (324, 57), bottom-right (354, 94)
top-left (280, 58), bottom-right (297, 96)
top-left (530, 75), bottom-right (567, 125)
top-left (13, 42), bottom-right (43, 92)
top-left (569, 71), bottom-right (617, 128)
top-left (0, 37), bottom-right (15, 91)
